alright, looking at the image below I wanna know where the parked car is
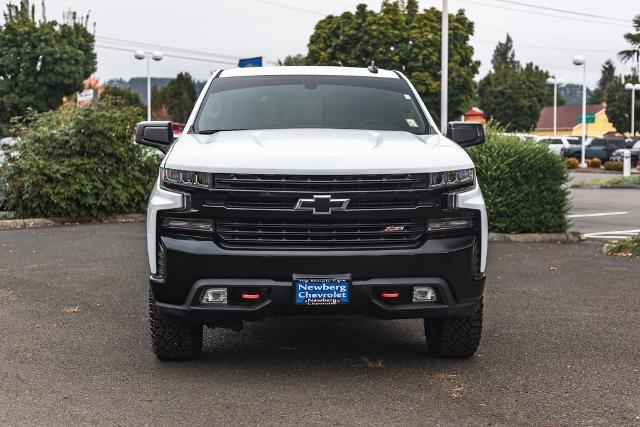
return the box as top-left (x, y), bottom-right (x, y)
top-left (535, 136), bottom-right (581, 155)
top-left (135, 66), bottom-right (488, 361)
top-left (609, 139), bottom-right (640, 166)
top-left (561, 136), bottom-right (633, 162)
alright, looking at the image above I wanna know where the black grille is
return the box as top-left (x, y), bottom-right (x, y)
top-left (216, 218), bottom-right (426, 250)
top-left (216, 198), bottom-right (422, 210)
top-left (214, 173), bottom-right (427, 192)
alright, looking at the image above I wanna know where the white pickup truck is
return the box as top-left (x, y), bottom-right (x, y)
top-left (135, 66), bottom-right (488, 361)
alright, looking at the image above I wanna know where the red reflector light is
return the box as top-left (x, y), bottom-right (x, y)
top-left (241, 292), bottom-right (262, 300)
top-left (380, 291), bottom-right (400, 299)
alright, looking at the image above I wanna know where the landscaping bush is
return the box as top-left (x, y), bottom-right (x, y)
top-left (566, 157), bottom-right (579, 169)
top-left (0, 100), bottom-right (160, 218)
top-left (467, 128), bottom-right (570, 233)
top-left (587, 157), bottom-right (602, 168)
top-left (606, 235), bottom-right (640, 257)
top-left (604, 161), bottom-right (623, 171)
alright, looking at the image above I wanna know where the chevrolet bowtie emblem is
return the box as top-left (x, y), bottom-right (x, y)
top-left (294, 195), bottom-right (350, 215)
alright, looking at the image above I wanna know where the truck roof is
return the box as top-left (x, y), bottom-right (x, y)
top-left (219, 66), bottom-right (399, 79)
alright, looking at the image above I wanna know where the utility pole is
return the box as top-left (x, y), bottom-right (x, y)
top-left (440, 0), bottom-right (448, 133)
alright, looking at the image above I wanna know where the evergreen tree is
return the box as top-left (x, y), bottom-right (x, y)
top-left (0, 1), bottom-right (96, 134)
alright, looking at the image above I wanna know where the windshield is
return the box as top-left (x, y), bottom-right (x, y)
top-left (194, 75), bottom-right (430, 134)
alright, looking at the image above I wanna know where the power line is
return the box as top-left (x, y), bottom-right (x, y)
top-left (456, 0), bottom-right (624, 27)
top-left (95, 44), bottom-right (240, 65)
top-left (251, 0), bottom-right (326, 16)
top-left (477, 26), bottom-right (623, 49)
top-left (480, 0), bottom-right (628, 24)
top-left (95, 35), bottom-right (278, 65)
top-left (472, 39), bottom-right (618, 54)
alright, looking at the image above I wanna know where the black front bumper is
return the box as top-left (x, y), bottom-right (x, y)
top-left (151, 235), bottom-right (485, 322)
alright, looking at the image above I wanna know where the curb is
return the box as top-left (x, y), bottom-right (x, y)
top-left (0, 214), bottom-right (146, 230)
top-left (489, 231), bottom-right (584, 243)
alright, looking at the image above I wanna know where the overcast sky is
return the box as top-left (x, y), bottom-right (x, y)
top-left (1, 0), bottom-right (638, 87)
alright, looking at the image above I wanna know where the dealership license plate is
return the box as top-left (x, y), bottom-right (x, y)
top-left (294, 278), bottom-right (350, 306)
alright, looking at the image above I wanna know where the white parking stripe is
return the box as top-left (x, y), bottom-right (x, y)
top-left (584, 229), bottom-right (640, 241)
top-left (568, 211), bottom-right (628, 218)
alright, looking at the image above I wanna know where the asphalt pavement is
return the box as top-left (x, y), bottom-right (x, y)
top-left (1, 223), bottom-right (639, 425)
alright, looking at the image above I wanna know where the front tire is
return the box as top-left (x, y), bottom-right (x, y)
top-left (149, 290), bottom-right (203, 361)
top-left (424, 300), bottom-right (483, 358)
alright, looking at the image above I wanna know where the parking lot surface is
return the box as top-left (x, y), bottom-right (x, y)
top-left (1, 224), bottom-right (639, 426)
top-left (570, 187), bottom-right (640, 240)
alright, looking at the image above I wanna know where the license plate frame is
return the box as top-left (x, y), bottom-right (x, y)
top-left (293, 274), bottom-right (351, 306)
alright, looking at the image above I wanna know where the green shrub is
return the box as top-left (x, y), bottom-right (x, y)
top-left (467, 128), bottom-right (570, 233)
top-left (604, 161), bottom-right (623, 171)
top-left (606, 235), bottom-right (640, 257)
top-left (0, 100), bottom-right (160, 218)
top-left (566, 157), bottom-right (579, 169)
top-left (588, 157), bottom-right (602, 168)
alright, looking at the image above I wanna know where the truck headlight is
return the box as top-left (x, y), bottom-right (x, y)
top-left (429, 168), bottom-right (475, 189)
top-left (161, 167), bottom-right (213, 188)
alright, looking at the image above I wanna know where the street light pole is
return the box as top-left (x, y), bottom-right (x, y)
top-left (573, 55), bottom-right (587, 168)
top-left (625, 83), bottom-right (640, 137)
top-left (440, 0), bottom-right (448, 133)
top-left (135, 50), bottom-right (164, 121)
top-left (546, 76), bottom-right (564, 136)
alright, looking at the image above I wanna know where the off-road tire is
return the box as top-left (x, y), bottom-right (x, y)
top-left (424, 300), bottom-right (483, 358)
top-left (149, 290), bottom-right (203, 361)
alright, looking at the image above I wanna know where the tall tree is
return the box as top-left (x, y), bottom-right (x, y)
top-left (0, 1), bottom-right (96, 134)
top-left (605, 74), bottom-right (640, 135)
top-left (588, 59), bottom-right (617, 104)
top-left (153, 72), bottom-right (197, 123)
top-left (277, 54), bottom-right (307, 66)
top-left (477, 35), bottom-right (553, 131)
top-left (491, 33), bottom-right (518, 69)
top-left (618, 14), bottom-right (640, 72)
top-left (304, 0), bottom-right (479, 122)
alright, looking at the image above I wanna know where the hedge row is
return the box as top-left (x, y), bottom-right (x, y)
top-left (0, 100), bottom-right (160, 218)
top-left (468, 130), bottom-right (570, 233)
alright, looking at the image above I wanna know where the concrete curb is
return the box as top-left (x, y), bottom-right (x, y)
top-left (0, 214), bottom-right (146, 230)
top-left (489, 231), bottom-right (584, 243)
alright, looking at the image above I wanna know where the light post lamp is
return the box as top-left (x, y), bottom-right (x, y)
top-left (135, 50), bottom-right (164, 121)
top-left (440, 0), bottom-right (448, 133)
top-left (572, 55), bottom-right (587, 168)
top-left (624, 82), bottom-right (640, 137)
top-left (545, 76), bottom-right (565, 136)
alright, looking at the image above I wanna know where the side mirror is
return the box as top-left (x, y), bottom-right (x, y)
top-left (135, 121), bottom-right (174, 153)
top-left (446, 122), bottom-right (485, 148)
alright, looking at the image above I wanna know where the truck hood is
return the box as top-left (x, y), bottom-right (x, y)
top-left (163, 129), bottom-right (474, 174)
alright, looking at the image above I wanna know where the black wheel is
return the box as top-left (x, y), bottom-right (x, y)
top-left (149, 290), bottom-right (203, 361)
top-left (424, 300), bottom-right (483, 358)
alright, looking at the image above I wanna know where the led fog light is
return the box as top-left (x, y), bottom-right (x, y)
top-left (428, 218), bottom-right (472, 232)
top-left (413, 286), bottom-right (437, 303)
top-left (201, 288), bottom-right (227, 304)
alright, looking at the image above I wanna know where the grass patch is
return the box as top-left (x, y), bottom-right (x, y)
top-left (607, 235), bottom-right (640, 257)
top-left (573, 176), bottom-right (640, 188)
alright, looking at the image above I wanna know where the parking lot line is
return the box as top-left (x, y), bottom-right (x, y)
top-left (583, 229), bottom-right (640, 240)
top-left (568, 211), bottom-right (628, 218)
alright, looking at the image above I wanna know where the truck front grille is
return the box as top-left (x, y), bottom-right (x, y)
top-left (218, 198), bottom-right (421, 210)
top-left (214, 173), bottom-right (427, 192)
top-left (215, 218), bottom-right (426, 250)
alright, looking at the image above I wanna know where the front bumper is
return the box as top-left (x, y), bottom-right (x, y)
top-left (151, 235), bottom-right (485, 322)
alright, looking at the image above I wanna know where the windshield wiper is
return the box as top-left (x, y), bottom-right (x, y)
top-left (198, 128), bottom-right (248, 135)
